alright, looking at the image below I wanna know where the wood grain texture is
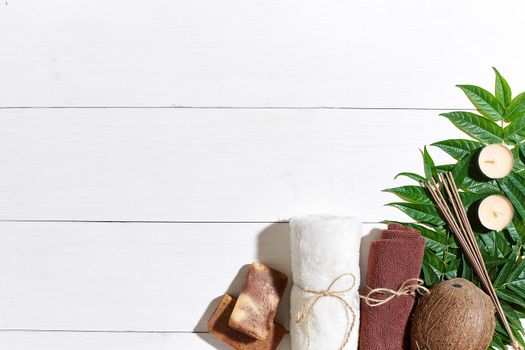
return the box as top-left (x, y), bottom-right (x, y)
top-left (0, 331), bottom-right (290, 350)
top-left (1, 0), bottom-right (524, 107)
top-left (0, 221), bottom-right (381, 332)
top-left (0, 108), bottom-right (461, 222)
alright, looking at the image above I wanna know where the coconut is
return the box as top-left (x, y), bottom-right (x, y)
top-left (411, 278), bottom-right (495, 350)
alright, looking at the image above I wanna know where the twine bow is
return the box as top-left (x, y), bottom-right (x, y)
top-left (360, 278), bottom-right (429, 307)
top-left (295, 273), bottom-right (357, 350)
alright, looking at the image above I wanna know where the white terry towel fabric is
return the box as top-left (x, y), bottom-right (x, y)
top-left (290, 215), bottom-right (361, 350)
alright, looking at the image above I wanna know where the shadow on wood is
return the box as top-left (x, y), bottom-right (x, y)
top-left (359, 226), bottom-right (383, 292)
top-left (194, 223), bottom-right (291, 349)
top-left (256, 223), bottom-right (291, 331)
top-left (193, 264), bottom-right (250, 330)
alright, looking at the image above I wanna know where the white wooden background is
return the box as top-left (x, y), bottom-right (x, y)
top-left (1, 1), bottom-right (525, 349)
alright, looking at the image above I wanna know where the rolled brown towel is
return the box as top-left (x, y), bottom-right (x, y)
top-left (359, 223), bottom-right (425, 350)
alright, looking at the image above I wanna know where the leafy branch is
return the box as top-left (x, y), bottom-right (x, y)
top-left (384, 68), bottom-right (525, 349)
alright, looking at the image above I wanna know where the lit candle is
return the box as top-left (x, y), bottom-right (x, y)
top-left (478, 195), bottom-right (514, 231)
top-left (478, 144), bottom-right (514, 179)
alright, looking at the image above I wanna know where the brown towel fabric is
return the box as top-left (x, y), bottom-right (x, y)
top-left (359, 223), bottom-right (425, 350)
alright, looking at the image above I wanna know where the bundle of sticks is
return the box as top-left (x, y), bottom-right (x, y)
top-left (424, 172), bottom-right (522, 350)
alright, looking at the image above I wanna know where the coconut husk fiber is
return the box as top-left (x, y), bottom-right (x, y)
top-left (411, 278), bottom-right (495, 350)
top-left (359, 223), bottom-right (425, 350)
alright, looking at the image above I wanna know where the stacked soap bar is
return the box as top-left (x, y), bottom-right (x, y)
top-left (208, 294), bottom-right (287, 350)
top-left (230, 262), bottom-right (288, 339)
top-left (208, 263), bottom-right (288, 350)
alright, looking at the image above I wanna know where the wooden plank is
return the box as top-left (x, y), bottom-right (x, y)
top-left (0, 331), bottom-right (291, 350)
top-left (0, 221), bottom-right (382, 331)
top-left (0, 108), bottom-right (462, 222)
top-left (0, 0), bottom-right (524, 107)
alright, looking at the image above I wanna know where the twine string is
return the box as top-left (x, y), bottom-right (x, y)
top-left (295, 275), bottom-right (429, 350)
top-left (295, 273), bottom-right (357, 350)
top-left (360, 278), bottom-right (429, 307)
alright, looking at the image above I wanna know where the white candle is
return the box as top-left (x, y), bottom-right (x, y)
top-left (478, 195), bottom-right (514, 231)
top-left (478, 144), bottom-right (514, 179)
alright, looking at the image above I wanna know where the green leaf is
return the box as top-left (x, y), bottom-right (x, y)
top-left (495, 301), bottom-right (525, 347)
top-left (481, 254), bottom-right (509, 268)
top-left (446, 255), bottom-right (461, 271)
top-left (508, 172), bottom-right (525, 193)
top-left (497, 289), bottom-right (525, 309)
top-left (495, 231), bottom-right (514, 257)
top-left (422, 146), bottom-right (437, 180)
top-left (504, 92), bottom-right (525, 122)
top-left (506, 226), bottom-right (520, 246)
top-left (409, 223), bottom-right (455, 245)
top-left (450, 153), bottom-right (472, 187)
top-left (457, 84), bottom-right (504, 121)
top-left (513, 159), bottom-right (525, 175)
top-left (498, 175), bottom-right (525, 221)
top-left (495, 261), bottom-right (516, 287)
top-left (504, 260), bottom-right (525, 293)
top-left (494, 67), bottom-right (512, 107)
top-left (403, 223), bottom-right (456, 254)
top-left (383, 185), bottom-right (432, 204)
top-left (386, 202), bottom-right (444, 226)
top-left (507, 282), bottom-right (525, 300)
top-left (431, 139), bottom-right (484, 160)
top-left (519, 143), bottom-right (525, 165)
top-left (424, 250), bottom-right (447, 279)
top-left (422, 261), bottom-right (440, 285)
top-left (507, 217), bottom-right (525, 245)
top-left (436, 164), bottom-right (455, 172)
top-left (459, 191), bottom-right (486, 208)
top-left (459, 254), bottom-right (473, 280)
top-left (394, 172), bottom-right (426, 182)
top-left (511, 146), bottom-right (525, 175)
top-left (478, 231), bottom-right (512, 258)
top-left (504, 116), bottom-right (525, 142)
top-left (441, 111), bottom-right (502, 143)
top-left (444, 258), bottom-right (460, 279)
top-left (460, 176), bottom-right (499, 195)
top-left (513, 329), bottom-right (525, 349)
top-left (491, 332), bottom-right (506, 350)
top-left (515, 147), bottom-right (525, 176)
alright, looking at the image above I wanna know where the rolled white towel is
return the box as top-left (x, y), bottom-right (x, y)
top-left (290, 215), bottom-right (361, 350)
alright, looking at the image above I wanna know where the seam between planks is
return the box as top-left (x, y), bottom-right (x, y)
top-left (0, 106), bottom-right (473, 111)
top-left (0, 329), bottom-right (210, 334)
top-left (0, 219), bottom-right (383, 224)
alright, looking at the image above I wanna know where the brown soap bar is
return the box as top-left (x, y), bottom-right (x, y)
top-left (229, 262), bottom-right (288, 340)
top-left (208, 294), bottom-right (286, 350)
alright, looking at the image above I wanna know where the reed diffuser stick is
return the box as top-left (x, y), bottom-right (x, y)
top-left (424, 173), bottom-right (522, 350)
